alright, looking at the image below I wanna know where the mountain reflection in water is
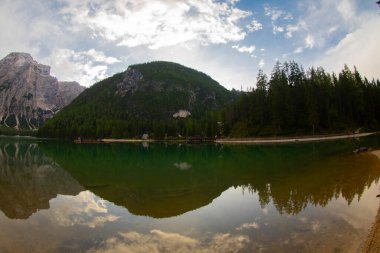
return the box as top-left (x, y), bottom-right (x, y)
top-left (0, 142), bottom-right (83, 219)
top-left (39, 139), bottom-right (380, 218)
top-left (0, 138), bottom-right (379, 252)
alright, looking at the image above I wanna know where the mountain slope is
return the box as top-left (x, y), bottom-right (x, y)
top-left (0, 52), bottom-right (85, 129)
top-left (39, 61), bottom-right (234, 138)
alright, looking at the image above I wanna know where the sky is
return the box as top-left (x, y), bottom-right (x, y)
top-left (0, 0), bottom-right (379, 89)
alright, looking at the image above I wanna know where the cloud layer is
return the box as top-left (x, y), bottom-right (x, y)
top-left (43, 49), bottom-right (121, 86)
top-left (60, 0), bottom-right (251, 49)
top-left (316, 14), bottom-right (380, 80)
top-left (0, 0), bottom-right (378, 88)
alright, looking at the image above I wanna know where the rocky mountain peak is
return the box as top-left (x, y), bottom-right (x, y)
top-left (0, 52), bottom-right (85, 130)
top-left (2, 52), bottom-right (34, 65)
top-left (1, 52), bottom-right (51, 76)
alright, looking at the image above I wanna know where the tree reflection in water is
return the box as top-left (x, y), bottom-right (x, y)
top-left (40, 138), bottom-right (380, 217)
top-left (0, 138), bottom-right (379, 253)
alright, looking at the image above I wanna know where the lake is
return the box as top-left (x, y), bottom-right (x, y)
top-left (0, 136), bottom-right (380, 252)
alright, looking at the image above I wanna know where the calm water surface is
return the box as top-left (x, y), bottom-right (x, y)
top-left (0, 136), bottom-right (380, 252)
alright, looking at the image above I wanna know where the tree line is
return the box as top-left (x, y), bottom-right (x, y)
top-left (222, 61), bottom-right (380, 137)
top-left (39, 61), bottom-right (380, 139)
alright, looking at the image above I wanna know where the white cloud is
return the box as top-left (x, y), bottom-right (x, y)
top-left (84, 49), bottom-right (121, 64)
top-left (43, 48), bottom-right (120, 87)
top-left (304, 35), bottom-right (315, 49)
top-left (283, 13), bottom-right (293, 20)
top-left (316, 14), bottom-right (380, 81)
top-left (286, 0), bottom-right (359, 51)
top-left (258, 59), bottom-right (265, 69)
top-left (264, 6), bottom-right (283, 21)
top-left (247, 19), bottom-right (263, 32)
top-left (272, 24), bottom-right (285, 34)
top-left (276, 0), bottom-right (379, 82)
top-left (328, 26), bottom-right (339, 35)
top-left (0, 0), bottom-right (69, 59)
top-left (285, 24), bottom-right (300, 38)
top-left (264, 5), bottom-right (293, 21)
top-left (227, 0), bottom-right (239, 5)
top-left (60, 0), bottom-right (251, 50)
top-left (264, 4), bottom-right (293, 39)
top-left (336, 0), bottom-right (356, 21)
top-left (232, 44), bottom-right (256, 54)
top-left (293, 47), bottom-right (304, 54)
top-left (287, 34), bottom-right (314, 56)
top-left (0, 2), bottom-right (36, 58)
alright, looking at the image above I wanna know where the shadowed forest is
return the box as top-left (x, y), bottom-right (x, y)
top-left (224, 61), bottom-right (380, 137)
top-left (39, 61), bottom-right (380, 139)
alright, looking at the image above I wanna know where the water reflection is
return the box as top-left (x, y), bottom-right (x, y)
top-left (0, 138), bottom-right (378, 252)
top-left (89, 229), bottom-right (251, 253)
top-left (174, 162), bottom-right (192, 171)
top-left (0, 142), bottom-right (83, 219)
top-left (243, 152), bottom-right (380, 214)
top-left (40, 139), bottom-right (380, 218)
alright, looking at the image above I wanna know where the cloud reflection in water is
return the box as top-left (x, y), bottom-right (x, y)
top-left (89, 230), bottom-right (250, 253)
top-left (48, 191), bottom-right (120, 228)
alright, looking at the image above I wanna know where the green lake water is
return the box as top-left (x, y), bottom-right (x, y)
top-left (1, 136), bottom-right (380, 252)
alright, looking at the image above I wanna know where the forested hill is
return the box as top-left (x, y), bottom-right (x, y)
top-left (39, 61), bottom-right (235, 138)
top-left (223, 62), bottom-right (380, 137)
top-left (39, 60), bottom-right (380, 139)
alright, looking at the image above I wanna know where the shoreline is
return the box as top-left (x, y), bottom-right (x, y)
top-left (362, 205), bottom-right (380, 253)
top-left (361, 150), bottom-right (380, 252)
top-left (215, 132), bottom-right (376, 144)
top-left (72, 132), bottom-right (378, 144)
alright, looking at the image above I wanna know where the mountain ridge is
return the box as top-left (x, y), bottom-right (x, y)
top-left (0, 52), bottom-right (86, 129)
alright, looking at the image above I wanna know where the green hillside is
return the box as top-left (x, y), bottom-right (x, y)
top-left (39, 61), bottom-right (234, 139)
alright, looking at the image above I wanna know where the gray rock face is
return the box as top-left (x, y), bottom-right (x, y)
top-left (115, 67), bottom-right (143, 96)
top-left (116, 67), bottom-right (171, 96)
top-left (0, 52), bottom-right (85, 129)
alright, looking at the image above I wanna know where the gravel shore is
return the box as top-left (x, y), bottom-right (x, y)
top-left (362, 205), bottom-right (380, 253)
top-left (362, 150), bottom-right (380, 253)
